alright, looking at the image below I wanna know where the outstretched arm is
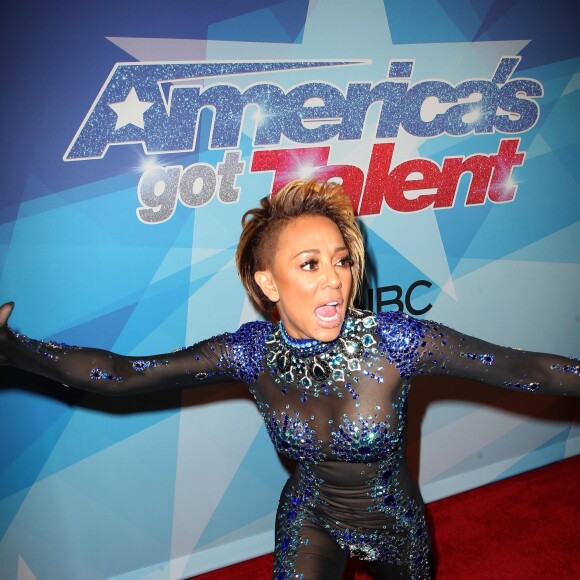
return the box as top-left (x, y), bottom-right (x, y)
top-left (0, 302), bottom-right (256, 396)
top-left (414, 318), bottom-right (580, 396)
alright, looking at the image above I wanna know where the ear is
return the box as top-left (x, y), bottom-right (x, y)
top-left (254, 270), bottom-right (279, 303)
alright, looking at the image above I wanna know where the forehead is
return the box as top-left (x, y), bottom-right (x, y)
top-left (276, 214), bottom-right (345, 252)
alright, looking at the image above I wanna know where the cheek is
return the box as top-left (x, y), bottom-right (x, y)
top-left (344, 272), bottom-right (354, 298)
top-left (290, 280), bottom-right (317, 300)
top-left (280, 274), bottom-right (317, 303)
top-left (342, 267), bottom-right (354, 285)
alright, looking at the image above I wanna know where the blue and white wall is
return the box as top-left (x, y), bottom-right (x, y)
top-left (1, 1), bottom-right (578, 578)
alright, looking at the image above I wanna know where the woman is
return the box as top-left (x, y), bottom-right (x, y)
top-left (0, 179), bottom-right (578, 579)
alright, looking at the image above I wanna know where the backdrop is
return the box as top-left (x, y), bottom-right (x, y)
top-left (1, 1), bottom-right (579, 579)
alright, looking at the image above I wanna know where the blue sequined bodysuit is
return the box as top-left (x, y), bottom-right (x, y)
top-left (5, 309), bottom-right (580, 579)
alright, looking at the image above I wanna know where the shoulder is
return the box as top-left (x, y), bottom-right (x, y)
top-left (345, 308), bottom-right (426, 349)
top-left (375, 309), bottom-right (427, 339)
top-left (372, 309), bottom-right (427, 353)
top-left (222, 320), bottom-right (273, 382)
top-left (365, 310), bottom-right (428, 379)
top-left (225, 319), bottom-right (274, 353)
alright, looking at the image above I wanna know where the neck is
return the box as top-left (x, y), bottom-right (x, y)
top-left (278, 318), bottom-right (346, 356)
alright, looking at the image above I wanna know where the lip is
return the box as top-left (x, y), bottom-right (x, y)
top-left (314, 298), bottom-right (344, 328)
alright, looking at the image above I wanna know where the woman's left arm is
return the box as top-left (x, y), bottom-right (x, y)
top-left (414, 319), bottom-right (579, 396)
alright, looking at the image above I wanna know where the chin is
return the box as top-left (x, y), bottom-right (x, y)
top-left (319, 329), bottom-right (341, 343)
top-left (312, 320), bottom-right (343, 342)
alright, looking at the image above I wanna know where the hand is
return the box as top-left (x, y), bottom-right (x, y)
top-left (0, 302), bottom-right (14, 328)
top-left (0, 302), bottom-right (15, 365)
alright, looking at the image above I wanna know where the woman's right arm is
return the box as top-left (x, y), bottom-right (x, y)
top-left (0, 302), bottom-right (259, 395)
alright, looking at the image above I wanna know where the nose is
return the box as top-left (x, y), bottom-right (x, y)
top-left (322, 262), bottom-right (342, 289)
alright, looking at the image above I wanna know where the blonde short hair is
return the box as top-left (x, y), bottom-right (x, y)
top-left (236, 179), bottom-right (365, 313)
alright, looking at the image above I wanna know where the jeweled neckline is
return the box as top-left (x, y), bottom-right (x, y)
top-left (278, 320), bottom-right (339, 357)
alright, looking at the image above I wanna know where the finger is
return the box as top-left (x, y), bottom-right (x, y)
top-left (0, 302), bottom-right (14, 326)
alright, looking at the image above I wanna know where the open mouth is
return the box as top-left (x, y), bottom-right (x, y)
top-left (314, 301), bottom-right (342, 324)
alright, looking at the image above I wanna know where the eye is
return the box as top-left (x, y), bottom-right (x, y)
top-left (300, 259), bottom-right (319, 271)
top-left (337, 255), bottom-right (353, 267)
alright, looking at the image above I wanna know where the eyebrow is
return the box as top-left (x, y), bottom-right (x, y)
top-left (292, 246), bottom-right (349, 259)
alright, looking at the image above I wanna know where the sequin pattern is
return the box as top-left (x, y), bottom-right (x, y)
top-left (274, 464), bottom-right (319, 580)
top-left (461, 351), bottom-right (494, 365)
top-left (366, 449), bottom-right (431, 575)
top-left (90, 368), bottom-right (123, 382)
top-left (264, 310), bottom-right (416, 403)
top-left (503, 380), bottom-right (540, 392)
top-left (375, 311), bottom-right (425, 379)
top-left (551, 363), bottom-right (580, 376)
top-left (225, 321), bottom-right (273, 382)
top-left (132, 359), bottom-right (169, 371)
top-left (184, 321), bottom-right (272, 385)
top-left (266, 411), bottom-right (324, 462)
top-left (330, 413), bottom-right (400, 462)
top-left (14, 331), bottom-right (80, 361)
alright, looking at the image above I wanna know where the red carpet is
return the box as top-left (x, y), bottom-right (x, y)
top-left (192, 456), bottom-right (580, 579)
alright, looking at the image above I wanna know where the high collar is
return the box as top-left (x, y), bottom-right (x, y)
top-left (278, 316), bottom-right (347, 357)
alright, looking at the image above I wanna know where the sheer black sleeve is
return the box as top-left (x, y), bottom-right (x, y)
top-left (411, 316), bottom-right (580, 396)
top-left (0, 320), bottom-right (271, 396)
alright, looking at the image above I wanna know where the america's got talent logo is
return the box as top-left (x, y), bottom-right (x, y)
top-left (65, 56), bottom-right (541, 224)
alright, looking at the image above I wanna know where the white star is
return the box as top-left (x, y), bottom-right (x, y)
top-left (109, 87), bottom-right (153, 130)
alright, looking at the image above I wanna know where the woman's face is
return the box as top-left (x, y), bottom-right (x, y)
top-left (255, 214), bottom-right (353, 342)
